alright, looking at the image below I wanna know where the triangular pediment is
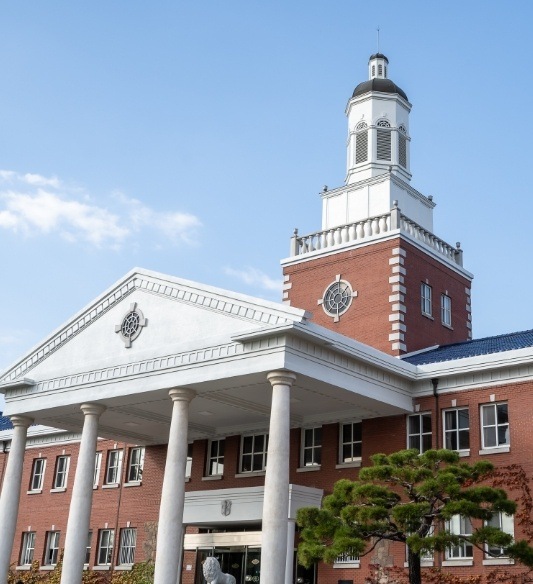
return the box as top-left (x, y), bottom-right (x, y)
top-left (0, 268), bottom-right (308, 384)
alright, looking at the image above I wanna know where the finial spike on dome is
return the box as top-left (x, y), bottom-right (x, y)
top-left (377, 26), bottom-right (380, 53)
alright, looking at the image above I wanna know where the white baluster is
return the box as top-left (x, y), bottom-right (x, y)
top-left (371, 217), bottom-right (380, 235)
top-left (348, 223), bottom-right (356, 241)
top-left (379, 216), bottom-right (388, 233)
top-left (356, 221), bottom-right (365, 239)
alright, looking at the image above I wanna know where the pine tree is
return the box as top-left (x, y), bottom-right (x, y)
top-left (296, 449), bottom-right (532, 584)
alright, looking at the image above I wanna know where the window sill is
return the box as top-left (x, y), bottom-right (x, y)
top-left (93, 566), bottom-right (111, 571)
top-left (483, 558), bottom-right (514, 565)
top-left (297, 466), bottom-right (321, 473)
top-left (123, 481), bottom-right (142, 488)
top-left (16, 566), bottom-right (31, 571)
top-left (27, 489), bottom-right (42, 495)
top-left (40, 566), bottom-right (56, 571)
top-left (202, 475), bottom-right (223, 481)
top-left (404, 561), bottom-right (434, 568)
top-left (442, 322), bottom-right (454, 330)
top-left (102, 483), bottom-right (120, 489)
top-left (422, 312), bottom-right (434, 320)
top-left (457, 450), bottom-right (470, 457)
top-left (442, 559), bottom-right (473, 567)
top-left (333, 562), bottom-right (360, 569)
top-left (336, 460), bottom-right (362, 469)
top-left (50, 487), bottom-right (67, 493)
top-left (235, 471), bottom-right (266, 478)
top-left (479, 446), bottom-right (510, 456)
top-left (114, 565), bottom-right (133, 571)
top-left (185, 477), bottom-right (190, 482)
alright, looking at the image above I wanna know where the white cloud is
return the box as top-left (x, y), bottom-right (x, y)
top-left (0, 170), bottom-right (201, 248)
top-left (223, 266), bottom-right (282, 292)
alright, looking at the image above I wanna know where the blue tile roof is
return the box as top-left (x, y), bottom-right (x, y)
top-left (0, 413), bottom-right (12, 431)
top-left (402, 329), bottom-right (533, 366)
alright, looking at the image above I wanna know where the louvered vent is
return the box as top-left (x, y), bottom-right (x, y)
top-left (377, 129), bottom-right (391, 161)
top-left (398, 134), bottom-right (407, 167)
top-left (355, 130), bottom-right (368, 164)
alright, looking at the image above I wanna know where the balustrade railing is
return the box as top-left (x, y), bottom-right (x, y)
top-left (290, 206), bottom-right (463, 266)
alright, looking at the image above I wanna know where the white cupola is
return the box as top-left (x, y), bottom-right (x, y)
top-left (345, 53), bottom-right (412, 185)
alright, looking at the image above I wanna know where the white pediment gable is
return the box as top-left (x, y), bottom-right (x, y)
top-left (0, 268), bottom-right (308, 384)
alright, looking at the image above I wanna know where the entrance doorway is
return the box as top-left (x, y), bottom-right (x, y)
top-left (195, 548), bottom-right (316, 584)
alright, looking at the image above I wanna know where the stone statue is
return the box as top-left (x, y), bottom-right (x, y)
top-left (203, 557), bottom-right (237, 584)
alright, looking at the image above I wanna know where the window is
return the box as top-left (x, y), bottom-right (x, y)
top-left (97, 529), bottom-right (115, 566)
top-left (335, 548), bottom-right (360, 564)
top-left (378, 64), bottom-right (383, 76)
top-left (446, 515), bottom-right (473, 559)
top-left (441, 294), bottom-right (452, 327)
top-left (481, 403), bottom-right (510, 449)
top-left (19, 531), bottom-right (36, 566)
top-left (94, 452), bottom-right (102, 487)
top-left (53, 455), bottom-right (70, 490)
top-left (240, 434), bottom-right (268, 473)
top-left (444, 408), bottom-right (469, 451)
top-left (105, 449), bottom-right (123, 485)
top-left (340, 422), bottom-right (362, 463)
top-left (301, 427), bottom-right (322, 467)
top-left (206, 439), bottom-right (225, 476)
top-left (126, 447), bottom-right (144, 483)
top-left (421, 283), bottom-right (432, 316)
top-left (29, 458), bottom-right (46, 491)
top-left (408, 413), bottom-right (432, 453)
top-left (118, 527), bottom-right (137, 565)
top-left (377, 120), bottom-right (391, 161)
top-left (486, 513), bottom-right (514, 557)
top-left (186, 443), bottom-right (193, 479)
top-left (355, 122), bottom-right (368, 164)
top-left (85, 531), bottom-right (92, 565)
top-left (43, 531), bottom-right (60, 566)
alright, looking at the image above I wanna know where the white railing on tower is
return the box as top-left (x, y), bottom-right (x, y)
top-left (290, 204), bottom-right (463, 266)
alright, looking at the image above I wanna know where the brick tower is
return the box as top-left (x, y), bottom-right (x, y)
top-left (282, 53), bottom-right (473, 356)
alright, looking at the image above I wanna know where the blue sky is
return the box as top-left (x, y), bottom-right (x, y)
top-left (1, 1), bottom-right (532, 375)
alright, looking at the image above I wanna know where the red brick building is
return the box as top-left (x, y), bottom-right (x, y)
top-left (0, 53), bottom-right (531, 584)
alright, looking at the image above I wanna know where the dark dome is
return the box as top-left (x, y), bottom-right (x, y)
top-left (368, 53), bottom-right (389, 63)
top-left (352, 78), bottom-right (408, 101)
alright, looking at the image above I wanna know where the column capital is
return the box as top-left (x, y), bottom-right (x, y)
top-left (168, 388), bottom-right (196, 403)
top-left (80, 403), bottom-right (106, 417)
top-left (267, 370), bottom-right (296, 387)
top-left (9, 414), bottom-right (34, 429)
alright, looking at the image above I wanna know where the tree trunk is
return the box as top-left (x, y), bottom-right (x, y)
top-left (407, 547), bottom-right (422, 584)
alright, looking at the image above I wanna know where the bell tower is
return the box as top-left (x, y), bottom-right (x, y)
top-left (281, 54), bottom-right (473, 357)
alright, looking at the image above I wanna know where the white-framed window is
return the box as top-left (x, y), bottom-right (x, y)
top-left (118, 527), bottom-right (137, 565)
top-left (340, 422), bottom-right (362, 463)
top-left (85, 531), bottom-right (92, 565)
top-left (240, 433), bottom-right (268, 473)
top-left (481, 403), bottom-right (510, 449)
top-left (94, 452), bottom-right (102, 487)
top-left (53, 455), bottom-right (70, 490)
top-left (355, 122), bottom-right (368, 164)
top-left (185, 443), bottom-right (193, 479)
top-left (376, 122), bottom-right (392, 161)
top-left (441, 294), bottom-right (452, 326)
top-left (486, 513), bottom-right (514, 557)
top-left (206, 439), bottom-right (225, 476)
top-left (408, 413), bottom-right (432, 453)
top-left (301, 427), bottom-right (322, 467)
top-left (421, 283), bottom-right (432, 316)
top-left (29, 458), bottom-right (46, 491)
top-left (335, 548), bottom-right (360, 564)
top-left (446, 515), bottom-right (473, 559)
top-left (126, 447), bottom-right (144, 483)
top-left (43, 531), bottom-right (60, 566)
top-left (97, 529), bottom-right (115, 566)
top-left (444, 408), bottom-right (470, 451)
top-left (19, 531), bottom-right (36, 566)
top-left (105, 449), bottom-right (123, 485)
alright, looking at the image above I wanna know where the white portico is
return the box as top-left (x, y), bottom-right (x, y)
top-left (0, 268), bottom-right (417, 584)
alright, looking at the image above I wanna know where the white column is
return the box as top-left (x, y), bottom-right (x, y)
top-left (260, 370), bottom-right (296, 584)
top-left (0, 414), bottom-right (33, 582)
top-left (285, 519), bottom-right (296, 584)
top-left (61, 403), bottom-right (106, 584)
top-left (154, 388), bottom-right (196, 584)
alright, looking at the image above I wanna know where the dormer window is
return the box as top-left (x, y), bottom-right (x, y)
top-left (355, 122), bottom-right (368, 164)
